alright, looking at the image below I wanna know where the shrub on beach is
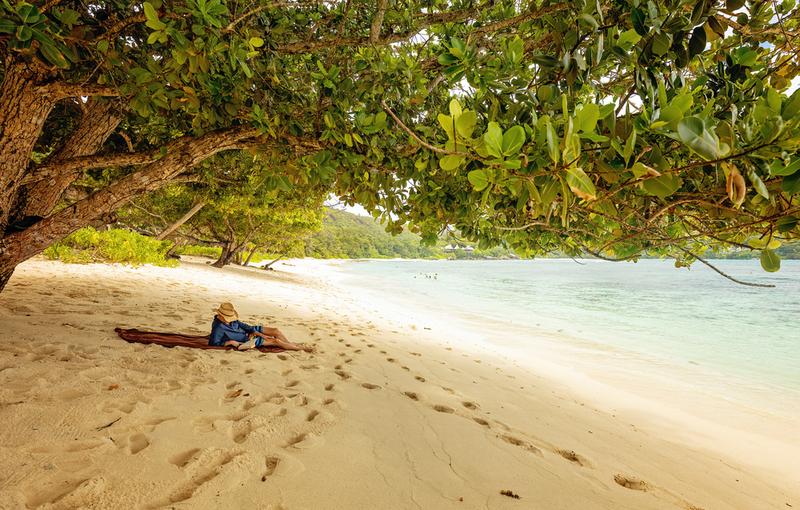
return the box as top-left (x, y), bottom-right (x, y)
top-left (43, 228), bottom-right (177, 267)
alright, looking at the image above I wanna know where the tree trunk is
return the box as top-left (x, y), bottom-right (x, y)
top-left (0, 59), bottom-right (56, 233)
top-left (20, 99), bottom-right (122, 219)
top-left (157, 202), bottom-right (206, 240)
top-left (264, 254), bottom-right (284, 270)
top-left (243, 244), bottom-right (266, 267)
top-left (0, 125), bottom-right (259, 291)
top-left (212, 241), bottom-right (235, 268)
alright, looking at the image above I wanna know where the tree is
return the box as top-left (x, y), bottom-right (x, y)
top-left (119, 152), bottom-right (325, 268)
top-left (1, 0), bottom-right (799, 291)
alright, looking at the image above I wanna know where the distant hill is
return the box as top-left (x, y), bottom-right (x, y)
top-left (303, 209), bottom-right (440, 259)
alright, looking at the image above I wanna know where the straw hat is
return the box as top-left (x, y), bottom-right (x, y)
top-left (214, 302), bottom-right (238, 322)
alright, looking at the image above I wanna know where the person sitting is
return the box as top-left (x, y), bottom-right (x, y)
top-left (210, 302), bottom-right (312, 352)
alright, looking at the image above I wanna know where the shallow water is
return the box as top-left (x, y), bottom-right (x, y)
top-left (338, 258), bottom-right (800, 401)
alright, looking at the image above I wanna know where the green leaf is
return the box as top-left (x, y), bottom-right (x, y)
top-left (565, 166), bottom-right (597, 200)
top-left (677, 116), bottom-right (725, 160)
top-left (575, 104), bottom-right (600, 133)
top-left (688, 26), bottom-right (706, 59)
top-left (782, 90), bottom-right (800, 121)
top-left (373, 111), bottom-right (387, 130)
top-left (467, 169), bottom-right (490, 191)
top-left (455, 111), bottom-right (477, 138)
top-left (651, 31), bottom-right (671, 56)
top-left (39, 42), bottom-right (69, 68)
top-left (449, 98), bottom-right (462, 117)
top-left (501, 126), bottom-right (525, 156)
top-left (776, 216), bottom-right (798, 233)
top-left (439, 154), bottom-right (465, 171)
top-left (641, 174), bottom-right (682, 198)
top-left (623, 129), bottom-right (636, 163)
top-left (16, 4), bottom-right (42, 23)
top-left (15, 25), bottom-right (32, 42)
top-left (249, 37), bottom-right (264, 48)
top-left (631, 8), bottom-right (648, 36)
top-left (659, 93), bottom-right (693, 124)
top-left (617, 29), bottom-right (641, 49)
top-left (748, 171), bottom-right (769, 199)
top-left (770, 158), bottom-right (800, 177)
top-left (146, 17), bottom-right (166, 30)
top-left (782, 172), bottom-right (800, 195)
top-left (760, 249), bottom-right (780, 272)
top-left (0, 19), bottom-right (16, 34)
top-left (579, 13), bottom-right (599, 29)
top-left (545, 120), bottom-right (560, 164)
top-left (437, 114), bottom-right (455, 140)
top-left (484, 122), bottom-right (503, 158)
top-left (143, 2), bottom-right (159, 21)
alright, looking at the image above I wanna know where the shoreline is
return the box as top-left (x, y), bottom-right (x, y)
top-left (325, 258), bottom-right (800, 484)
top-left (0, 257), bottom-right (797, 509)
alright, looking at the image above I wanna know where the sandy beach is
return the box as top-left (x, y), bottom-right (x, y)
top-left (0, 258), bottom-right (797, 510)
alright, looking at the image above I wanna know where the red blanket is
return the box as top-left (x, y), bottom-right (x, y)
top-left (115, 328), bottom-right (284, 352)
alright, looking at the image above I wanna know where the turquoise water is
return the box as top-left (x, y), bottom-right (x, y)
top-left (338, 259), bottom-right (800, 394)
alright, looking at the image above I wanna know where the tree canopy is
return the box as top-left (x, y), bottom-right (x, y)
top-left (1, 0), bottom-right (799, 290)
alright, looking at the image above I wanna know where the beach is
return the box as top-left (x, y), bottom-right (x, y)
top-left (0, 258), bottom-right (797, 510)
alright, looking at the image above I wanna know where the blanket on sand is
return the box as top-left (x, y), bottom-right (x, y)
top-left (115, 327), bottom-right (284, 352)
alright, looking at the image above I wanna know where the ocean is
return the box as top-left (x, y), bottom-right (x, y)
top-left (336, 258), bottom-right (800, 413)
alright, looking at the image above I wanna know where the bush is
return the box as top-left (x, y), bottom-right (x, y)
top-left (43, 227), bottom-right (178, 267)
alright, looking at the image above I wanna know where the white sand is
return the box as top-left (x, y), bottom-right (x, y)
top-left (0, 258), bottom-right (796, 509)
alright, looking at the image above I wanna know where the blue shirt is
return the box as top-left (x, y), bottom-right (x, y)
top-left (209, 317), bottom-right (262, 346)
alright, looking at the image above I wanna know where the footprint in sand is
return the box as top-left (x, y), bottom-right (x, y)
top-left (361, 383), bottom-right (381, 390)
top-left (557, 449), bottom-right (591, 467)
top-left (473, 417), bottom-right (490, 428)
top-left (403, 391), bottom-right (419, 401)
top-left (324, 383), bottom-right (334, 391)
top-left (262, 456), bottom-right (280, 481)
top-left (322, 398), bottom-right (335, 406)
top-left (285, 432), bottom-right (322, 450)
top-left (127, 433), bottom-right (150, 454)
top-left (499, 434), bottom-right (542, 455)
top-left (415, 376), bottom-right (426, 382)
top-left (614, 474), bottom-right (648, 491)
top-left (461, 401), bottom-right (479, 410)
top-left (432, 405), bottom-right (454, 414)
top-left (152, 450), bottom-right (242, 506)
top-left (169, 448), bottom-right (201, 467)
top-left (334, 370), bottom-right (351, 380)
top-left (306, 410), bottom-right (320, 422)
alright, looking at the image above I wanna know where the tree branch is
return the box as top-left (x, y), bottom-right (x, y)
top-left (381, 100), bottom-right (463, 155)
top-left (370, 0), bottom-right (390, 43)
top-left (675, 246), bottom-right (775, 288)
top-left (22, 150), bottom-right (161, 185)
top-left (40, 82), bottom-right (121, 100)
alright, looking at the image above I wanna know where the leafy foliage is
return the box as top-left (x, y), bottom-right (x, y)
top-left (43, 227), bottom-right (177, 266)
top-left (3, 0), bottom-right (800, 280)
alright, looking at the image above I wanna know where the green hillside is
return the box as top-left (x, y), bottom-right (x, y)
top-left (304, 209), bottom-right (439, 259)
